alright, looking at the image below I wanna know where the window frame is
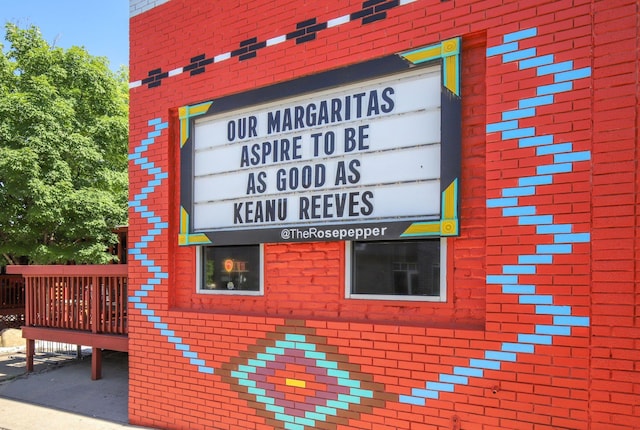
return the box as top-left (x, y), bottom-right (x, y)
top-left (196, 244), bottom-right (264, 296)
top-left (345, 238), bottom-right (447, 302)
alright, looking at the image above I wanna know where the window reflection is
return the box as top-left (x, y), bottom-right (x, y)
top-left (352, 240), bottom-right (440, 296)
top-left (202, 245), bottom-right (260, 291)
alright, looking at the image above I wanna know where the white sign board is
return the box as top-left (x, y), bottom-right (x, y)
top-left (190, 66), bottom-right (442, 235)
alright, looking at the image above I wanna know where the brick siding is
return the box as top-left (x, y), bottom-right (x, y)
top-left (128, 1), bottom-right (640, 429)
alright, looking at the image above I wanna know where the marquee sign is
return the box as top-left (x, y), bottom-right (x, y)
top-left (179, 38), bottom-right (461, 245)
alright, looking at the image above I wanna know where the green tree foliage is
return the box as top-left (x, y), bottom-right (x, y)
top-left (0, 23), bottom-right (129, 265)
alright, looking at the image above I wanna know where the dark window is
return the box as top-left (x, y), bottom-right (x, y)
top-left (200, 245), bottom-right (261, 292)
top-left (351, 240), bottom-right (442, 298)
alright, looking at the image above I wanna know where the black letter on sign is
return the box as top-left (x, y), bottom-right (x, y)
top-left (234, 203), bottom-right (244, 224)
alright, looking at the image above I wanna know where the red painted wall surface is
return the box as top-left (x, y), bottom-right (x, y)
top-left (128, 1), bottom-right (640, 429)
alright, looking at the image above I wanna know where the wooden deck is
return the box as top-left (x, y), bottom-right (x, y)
top-left (6, 265), bottom-right (128, 379)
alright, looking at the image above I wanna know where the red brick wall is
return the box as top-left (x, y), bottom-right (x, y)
top-left (128, 0), bottom-right (640, 429)
top-left (589, 1), bottom-right (640, 426)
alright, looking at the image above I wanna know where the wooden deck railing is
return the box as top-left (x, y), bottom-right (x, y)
top-left (13, 265), bottom-right (128, 335)
top-left (0, 275), bottom-right (25, 310)
top-left (6, 265), bottom-right (128, 379)
top-left (0, 275), bottom-right (25, 328)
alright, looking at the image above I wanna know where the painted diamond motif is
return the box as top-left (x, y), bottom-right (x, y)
top-left (221, 326), bottom-right (389, 430)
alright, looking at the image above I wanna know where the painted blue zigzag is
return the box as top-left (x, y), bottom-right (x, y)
top-left (128, 117), bottom-right (214, 375)
top-left (400, 27), bottom-right (591, 406)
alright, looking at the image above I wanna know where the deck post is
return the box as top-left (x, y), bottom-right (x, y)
top-left (25, 338), bottom-right (35, 372)
top-left (91, 347), bottom-right (102, 380)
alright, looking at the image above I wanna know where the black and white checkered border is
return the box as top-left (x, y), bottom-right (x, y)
top-left (130, 0), bottom-right (419, 90)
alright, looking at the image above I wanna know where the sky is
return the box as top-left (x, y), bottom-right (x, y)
top-left (0, 0), bottom-right (129, 70)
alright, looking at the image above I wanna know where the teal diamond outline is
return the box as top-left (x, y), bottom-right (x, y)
top-left (222, 328), bottom-right (388, 430)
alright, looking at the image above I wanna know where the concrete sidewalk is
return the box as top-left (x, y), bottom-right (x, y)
top-left (0, 348), bottom-right (150, 430)
top-left (0, 397), bottom-right (140, 430)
